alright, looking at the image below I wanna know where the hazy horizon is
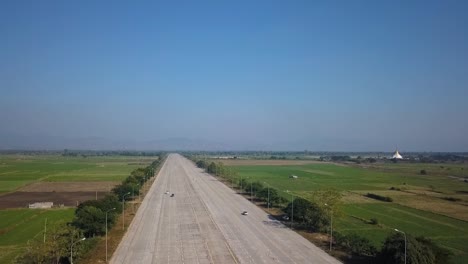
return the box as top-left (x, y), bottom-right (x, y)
top-left (1, 1), bottom-right (467, 152)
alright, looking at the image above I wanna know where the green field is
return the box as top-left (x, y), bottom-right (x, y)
top-left (0, 154), bottom-right (156, 262)
top-left (229, 162), bottom-right (468, 263)
top-left (0, 155), bottom-right (156, 193)
top-left (0, 208), bottom-right (75, 263)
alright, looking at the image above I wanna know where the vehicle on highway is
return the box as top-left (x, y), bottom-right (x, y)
top-left (165, 191), bottom-right (169, 194)
top-left (282, 215), bottom-right (290, 221)
top-left (242, 211), bottom-right (248, 215)
top-left (170, 193), bottom-right (175, 197)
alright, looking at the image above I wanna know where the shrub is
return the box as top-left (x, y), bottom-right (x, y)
top-left (196, 160), bottom-right (207, 168)
top-left (284, 198), bottom-right (329, 231)
top-left (334, 232), bottom-right (377, 257)
top-left (365, 193), bottom-right (393, 202)
top-left (420, 169), bottom-right (427, 175)
top-left (442, 197), bottom-right (461, 202)
top-left (369, 218), bottom-right (379, 225)
top-left (378, 233), bottom-right (452, 264)
top-left (72, 206), bottom-right (106, 237)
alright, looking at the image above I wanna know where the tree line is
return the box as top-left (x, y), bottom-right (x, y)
top-left (191, 157), bottom-right (453, 264)
top-left (16, 155), bottom-right (165, 264)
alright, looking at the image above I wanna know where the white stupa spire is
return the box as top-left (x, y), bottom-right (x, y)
top-left (392, 147), bottom-right (403, 159)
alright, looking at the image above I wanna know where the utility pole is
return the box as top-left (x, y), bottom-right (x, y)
top-left (106, 208), bottom-right (116, 263)
top-left (250, 182), bottom-right (253, 202)
top-left (395, 229), bottom-right (407, 264)
top-left (43, 218), bottom-right (47, 243)
top-left (264, 182), bottom-right (270, 209)
top-left (122, 192), bottom-right (131, 230)
top-left (286, 190), bottom-right (294, 228)
top-left (325, 203), bottom-right (333, 252)
top-left (70, 237), bottom-right (86, 264)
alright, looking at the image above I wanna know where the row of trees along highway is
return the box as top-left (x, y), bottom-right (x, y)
top-left (190, 157), bottom-right (452, 264)
top-left (15, 154), bottom-right (165, 264)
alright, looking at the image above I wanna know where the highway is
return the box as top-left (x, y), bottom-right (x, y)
top-left (111, 154), bottom-right (340, 264)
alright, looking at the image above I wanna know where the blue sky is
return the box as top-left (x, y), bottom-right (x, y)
top-left (1, 1), bottom-right (467, 151)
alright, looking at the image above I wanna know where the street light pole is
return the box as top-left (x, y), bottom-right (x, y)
top-left (291, 193), bottom-right (294, 228)
top-left (105, 208), bottom-right (116, 263)
top-left (43, 218), bottom-right (47, 243)
top-left (264, 182), bottom-right (270, 209)
top-left (138, 183), bottom-right (141, 202)
top-left (133, 184), bottom-right (139, 213)
top-left (239, 176), bottom-right (242, 194)
top-left (250, 181), bottom-right (253, 202)
top-left (325, 203), bottom-right (333, 252)
top-left (122, 192), bottom-right (131, 230)
top-left (395, 229), bottom-right (407, 264)
top-left (70, 237), bottom-right (86, 264)
top-left (287, 190), bottom-right (294, 228)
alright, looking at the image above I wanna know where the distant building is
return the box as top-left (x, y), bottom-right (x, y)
top-left (29, 202), bottom-right (53, 209)
top-left (392, 149), bottom-right (403, 159)
top-left (289, 175), bottom-right (298, 179)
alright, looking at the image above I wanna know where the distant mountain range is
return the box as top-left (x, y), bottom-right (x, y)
top-left (1, 132), bottom-right (465, 152)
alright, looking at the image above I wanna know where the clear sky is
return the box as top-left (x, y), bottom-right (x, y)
top-left (1, 0), bottom-right (467, 151)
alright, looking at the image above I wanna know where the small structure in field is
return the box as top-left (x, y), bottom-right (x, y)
top-left (29, 202), bottom-right (53, 209)
top-left (289, 175), bottom-right (298, 179)
top-left (392, 149), bottom-right (403, 159)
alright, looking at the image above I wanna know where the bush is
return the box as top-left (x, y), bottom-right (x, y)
top-left (112, 183), bottom-right (134, 201)
top-left (196, 160), bottom-right (208, 168)
top-left (442, 197), bottom-right (461, 202)
top-left (334, 232), bottom-right (377, 257)
top-left (369, 218), bottom-right (379, 225)
top-left (365, 193), bottom-right (393, 202)
top-left (284, 198), bottom-right (329, 231)
top-left (72, 206), bottom-right (106, 237)
top-left (15, 222), bottom-right (88, 264)
top-left (257, 188), bottom-right (282, 207)
top-left (420, 169), bottom-right (427, 175)
top-left (378, 233), bottom-right (452, 264)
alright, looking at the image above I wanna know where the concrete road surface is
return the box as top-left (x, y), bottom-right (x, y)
top-left (111, 154), bottom-right (340, 264)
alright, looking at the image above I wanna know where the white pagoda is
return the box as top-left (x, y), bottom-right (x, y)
top-left (392, 149), bottom-right (403, 159)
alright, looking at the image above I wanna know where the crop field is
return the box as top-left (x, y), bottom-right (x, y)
top-left (0, 155), bottom-right (156, 193)
top-left (0, 155), bottom-right (156, 262)
top-left (0, 208), bottom-right (75, 263)
top-left (226, 161), bottom-right (468, 263)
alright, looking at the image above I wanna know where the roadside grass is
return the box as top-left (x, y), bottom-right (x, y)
top-left (368, 163), bottom-right (468, 178)
top-left (0, 208), bottom-right (75, 263)
top-left (337, 203), bottom-right (468, 253)
top-left (0, 155), bottom-right (155, 192)
top-left (229, 162), bottom-right (468, 264)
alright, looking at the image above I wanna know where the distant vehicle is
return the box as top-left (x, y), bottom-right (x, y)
top-left (282, 215), bottom-right (290, 220)
top-left (165, 191), bottom-right (169, 194)
top-left (242, 211), bottom-right (248, 215)
top-left (170, 193), bottom-right (175, 197)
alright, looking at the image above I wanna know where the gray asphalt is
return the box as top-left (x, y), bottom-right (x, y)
top-left (111, 154), bottom-right (340, 264)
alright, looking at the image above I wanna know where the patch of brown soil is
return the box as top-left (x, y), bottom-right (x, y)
top-left (0, 191), bottom-right (111, 209)
top-left (19, 181), bottom-right (119, 192)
